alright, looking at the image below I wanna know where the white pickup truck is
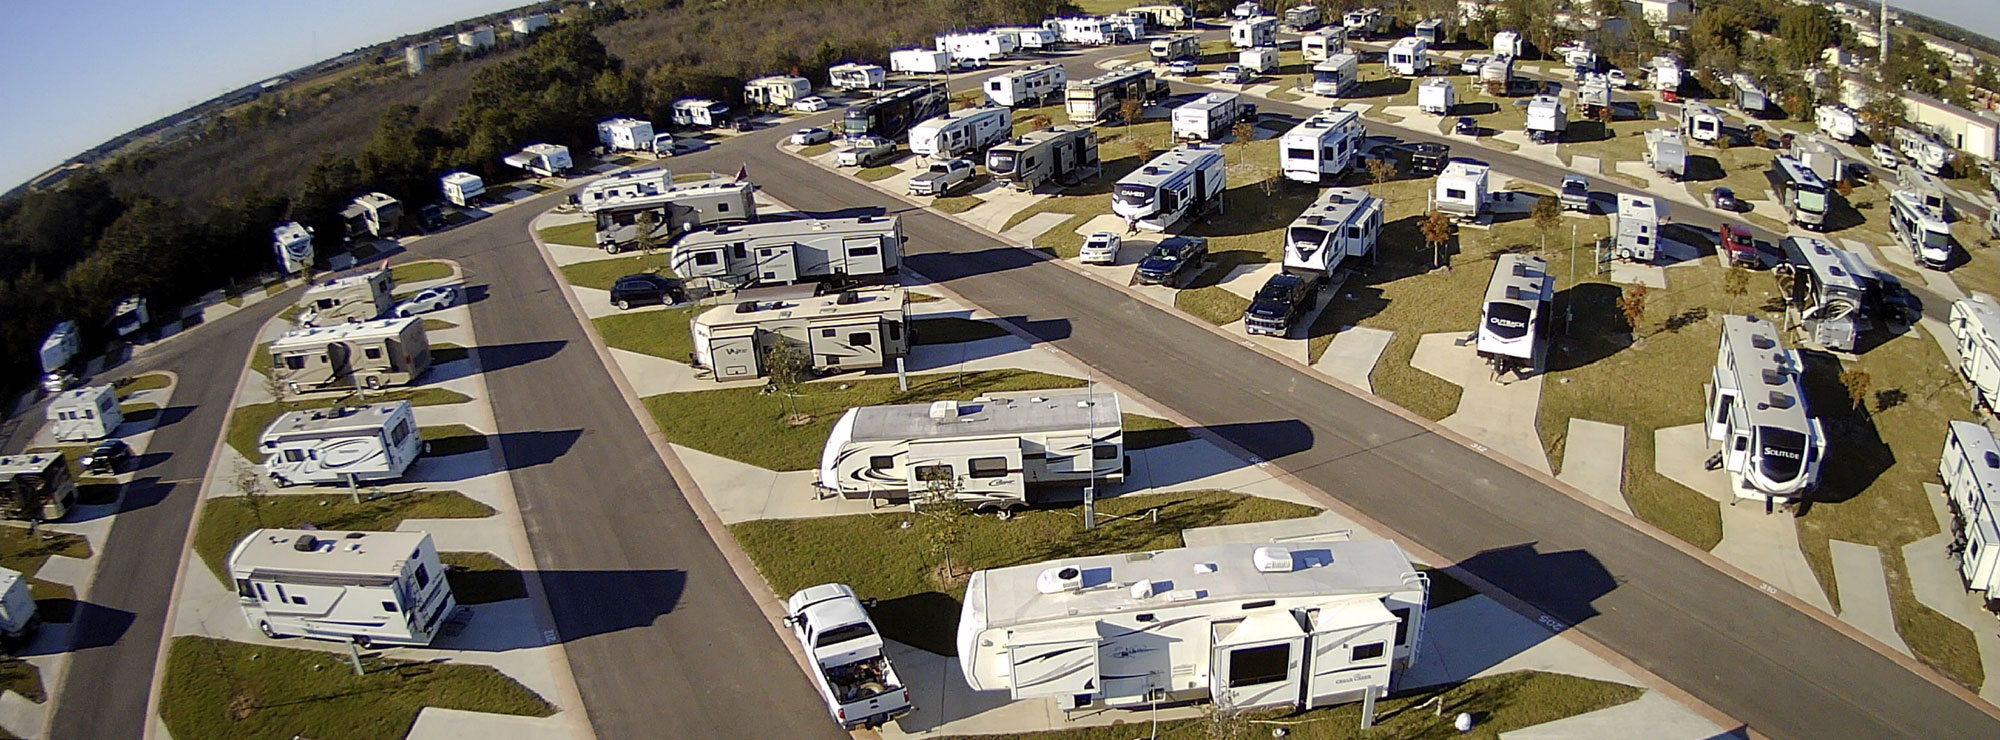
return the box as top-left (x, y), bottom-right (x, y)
top-left (908, 158), bottom-right (974, 196)
top-left (784, 584), bottom-right (912, 730)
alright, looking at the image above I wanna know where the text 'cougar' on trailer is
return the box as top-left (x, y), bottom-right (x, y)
top-left (818, 392), bottom-right (1124, 511)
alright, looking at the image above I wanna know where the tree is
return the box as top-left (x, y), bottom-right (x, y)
top-left (764, 341), bottom-right (812, 423)
top-left (1420, 209), bottom-right (1453, 268)
top-left (1201, 691), bottom-right (1251, 740)
top-left (1119, 95), bottom-right (1145, 132)
top-left (633, 211), bottom-right (663, 255)
top-left (1531, 193), bottom-right (1562, 234)
top-left (1024, 114), bottom-right (1052, 132)
top-left (1618, 284), bottom-right (1648, 332)
top-left (914, 465), bottom-right (974, 583)
top-left (233, 460), bottom-right (269, 529)
top-left (1231, 120), bottom-right (1256, 150)
top-left (1840, 369), bottom-right (1871, 411)
top-left (1131, 137), bottom-right (1157, 165)
top-left (1777, 5), bottom-right (1839, 68)
top-left (1366, 157), bottom-right (1396, 196)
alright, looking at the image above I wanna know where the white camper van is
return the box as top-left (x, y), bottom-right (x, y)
top-left (1279, 107), bottom-right (1363, 183)
top-left (910, 107), bottom-right (1012, 159)
top-left (1705, 315), bottom-right (1826, 505)
top-left (691, 287), bottom-right (910, 380)
top-left (504, 143), bottom-right (572, 177)
top-left (259, 401), bottom-right (422, 487)
top-left (1941, 421), bottom-right (2000, 610)
top-left (46, 384), bottom-right (122, 442)
top-left (1950, 294), bottom-right (2000, 410)
top-left (985, 63), bottom-right (1066, 107)
top-left (1645, 128), bottom-right (1687, 180)
top-left (817, 392), bottom-right (1124, 510)
top-left (1417, 78), bottom-right (1455, 115)
top-left (1477, 254), bottom-right (1553, 372)
top-left (0, 452), bottom-right (76, 521)
top-left (441, 172), bottom-right (485, 208)
top-left (1310, 53), bottom-right (1360, 97)
top-left (1386, 37), bottom-right (1430, 76)
top-left (228, 528), bottom-right (457, 646)
top-left (830, 63), bottom-right (887, 91)
top-left (1112, 144), bottom-right (1227, 231)
top-left (273, 221), bottom-right (315, 275)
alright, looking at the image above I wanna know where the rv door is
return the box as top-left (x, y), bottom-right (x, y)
top-left (1210, 612), bottom-right (1308, 711)
top-left (325, 342), bottom-right (352, 385)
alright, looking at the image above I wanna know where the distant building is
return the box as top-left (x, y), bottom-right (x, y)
top-left (457, 25), bottom-right (496, 50)
top-left (405, 41), bottom-right (440, 75)
top-left (1843, 77), bottom-right (2000, 160)
top-left (1921, 38), bottom-right (1979, 70)
top-left (1623, 0), bottom-right (1691, 25)
top-left (510, 13), bottom-right (550, 35)
top-left (258, 77), bottom-right (289, 92)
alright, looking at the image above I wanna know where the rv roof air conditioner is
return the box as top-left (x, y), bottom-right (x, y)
top-left (1751, 334), bottom-right (1776, 350)
top-left (1253, 546), bottom-right (1293, 573)
top-left (929, 400), bottom-right (960, 421)
top-left (735, 301), bottom-right (762, 314)
top-left (1762, 369), bottom-right (1785, 386)
top-left (1767, 391), bottom-right (1794, 409)
top-left (293, 534), bottom-right (321, 552)
top-left (1036, 566), bottom-right (1084, 594)
top-left (1130, 580), bottom-right (1156, 599)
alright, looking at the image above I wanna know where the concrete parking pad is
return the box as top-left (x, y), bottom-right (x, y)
top-left (1654, 423), bottom-right (1832, 613)
top-left (995, 211), bottom-right (1073, 245)
top-left (1410, 332), bottom-right (1552, 474)
top-left (408, 707), bottom-right (577, 740)
top-left (1500, 691), bottom-right (1734, 740)
top-left (1608, 261), bottom-right (1667, 288)
top-left (1902, 531), bottom-right (2000, 705)
top-left (1828, 540), bottom-right (1913, 657)
top-left (960, 190), bottom-right (1052, 235)
top-left (1556, 419), bottom-right (1630, 515)
top-left (1312, 325), bottom-right (1393, 393)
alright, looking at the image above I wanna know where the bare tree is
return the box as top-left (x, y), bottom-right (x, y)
top-left (1231, 120), bottom-right (1256, 148)
top-left (1024, 114), bottom-right (1052, 133)
top-left (1201, 691), bottom-right (1252, 740)
top-left (1618, 284), bottom-right (1648, 332)
top-left (634, 210), bottom-right (663, 256)
top-left (1132, 137), bottom-right (1157, 165)
top-left (915, 465), bottom-right (974, 583)
top-left (1119, 95), bottom-right (1146, 133)
top-left (1840, 369), bottom-right (1872, 412)
top-left (1366, 157), bottom-right (1396, 196)
top-left (233, 460), bottom-right (269, 528)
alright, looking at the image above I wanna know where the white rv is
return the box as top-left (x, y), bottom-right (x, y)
top-left (1343, 8), bottom-right (1385, 38)
top-left (1493, 30), bottom-right (1524, 58)
top-left (1282, 3), bottom-right (1322, 30)
top-left (1896, 127), bottom-right (1950, 176)
top-left (0, 452), bottom-right (75, 521)
top-left (1645, 128), bottom-right (1687, 180)
top-left (1941, 421), bottom-right (2000, 610)
top-left (936, 32), bottom-right (1018, 65)
top-left (1815, 105), bottom-right (1859, 142)
top-left (341, 192), bottom-right (402, 239)
top-left (745, 76), bottom-right (813, 108)
top-left (1103, 13), bottom-right (1146, 43)
top-left (1112, 144), bottom-right (1227, 232)
top-left (1705, 315), bottom-right (1826, 505)
top-left (1049, 17), bottom-right (1115, 46)
top-left (1065, 67), bottom-right (1168, 125)
top-left (1889, 189), bottom-right (1954, 269)
top-left (1284, 187), bottom-right (1382, 279)
top-left (671, 98), bottom-right (733, 128)
top-left (504, 143), bottom-right (571, 177)
top-left (988, 127), bottom-right (1101, 191)
top-left (1301, 29), bottom-right (1346, 62)
top-left (1791, 133), bottom-right (1847, 183)
top-left (273, 221), bottom-right (315, 275)
top-left (1434, 159), bottom-right (1491, 219)
top-left (1279, 107), bottom-right (1363, 183)
top-left (1310, 53), bottom-right (1360, 97)
top-left (46, 384), bottom-right (121, 442)
top-left (890, 49), bottom-right (951, 75)
top-left (691, 287), bottom-right (910, 380)
top-left (1950, 294), bottom-right (2000, 409)
top-left (297, 270), bottom-right (393, 326)
top-left (259, 401), bottom-right (422, 487)
top-left (996, 26), bottom-right (1059, 50)
top-left (1779, 236), bottom-right (1873, 353)
top-left (817, 392), bottom-right (1124, 509)
top-left (1577, 75), bottom-right (1611, 116)
top-left (440, 172), bottom-right (485, 208)
top-left (228, 528), bottom-right (457, 646)
top-left (578, 166), bottom-right (673, 208)
top-left (1651, 56), bottom-right (1683, 98)
top-left (596, 117), bottom-right (657, 153)
top-left (1899, 167), bottom-right (1950, 221)
top-left (1414, 18), bottom-right (1443, 44)
top-left (1477, 254), bottom-right (1553, 372)
top-left (1417, 78), bottom-right (1455, 115)
top-left (1129, 4), bottom-right (1191, 29)
top-left (1231, 16), bottom-right (1278, 48)
top-left (957, 540), bottom-right (1429, 714)
top-left (108, 295), bottom-right (148, 339)
top-left (829, 63), bottom-right (887, 91)
top-left (1386, 37), bottom-right (1430, 76)
top-left (671, 216), bottom-right (902, 289)
top-left (1767, 154), bottom-right (1830, 231)
top-left (587, 180), bottom-right (758, 253)
top-left (1240, 46), bottom-right (1279, 75)
top-left (910, 107), bottom-right (1012, 159)
top-left (1171, 92), bottom-right (1252, 142)
top-left (37, 320), bottom-right (79, 393)
top-left (1151, 34), bottom-right (1201, 63)
top-left (1610, 193), bottom-right (1663, 263)
top-left (1525, 94), bottom-right (1568, 144)
top-left (1681, 101), bottom-right (1723, 144)
top-left (269, 317), bottom-right (432, 395)
top-left (0, 567), bottom-right (35, 647)
top-left (985, 63), bottom-right (1066, 107)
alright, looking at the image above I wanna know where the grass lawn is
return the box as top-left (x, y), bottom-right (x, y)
top-left (593, 306), bottom-right (700, 362)
top-left (192, 491), bottom-right (495, 584)
top-left (116, 372), bottom-right (173, 397)
top-left (0, 658), bottom-right (42, 704)
top-left (388, 260), bottom-right (452, 284)
top-left (160, 636), bottom-right (552, 740)
top-left (931, 193), bottom-right (985, 214)
top-left (421, 318), bottom-right (457, 332)
top-left (536, 220), bottom-right (597, 248)
top-left (912, 317), bottom-right (1010, 345)
top-left (1123, 413), bottom-right (1192, 450)
top-left (248, 342), bottom-right (272, 377)
top-left (798, 142), bottom-right (833, 157)
top-left (440, 551), bottom-right (528, 605)
top-left (935, 670), bottom-right (1641, 740)
top-left (421, 424), bottom-right (489, 457)
top-left (732, 490), bottom-right (1320, 653)
top-left (857, 163), bottom-right (904, 182)
top-left (224, 387), bottom-right (473, 460)
top-left (0, 526), bottom-right (91, 621)
top-left (645, 369), bottom-right (1086, 472)
top-left (559, 253), bottom-right (672, 291)
top-left (1174, 284), bottom-right (1252, 325)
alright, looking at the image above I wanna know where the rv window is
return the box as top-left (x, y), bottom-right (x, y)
top-left (718, 202), bottom-right (730, 212)
top-left (389, 420), bottom-right (411, 446)
top-left (382, 601), bottom-right (398, 612)
top-left (1734, 436), bottom-right (1748, 452)
top-left (913, 464), bottom-right (954, 483)
top-left (1351, 642), bottom-right (1386, 661)
top-left (1240, 600), bottom-right (1276, 610)
top-left (1714, 402), bottom-right (1729, 425)
top-left (365, 347), bottom-right (383, 360)
top-left (969, 457), bottom-right (1010, 478)
top-left (1446, 188), bottom-right (1467, 200)
top-left (695, 252), bottom-right (721, 266)
top-left (733, 244), bottom-right (747, 259)
top-left (275, 585), bottom-right (290, 603)
top-left (413, 564), bottom-right (431, 589)
top-left (850, 333), bottom-right (873, 346)
top-left (870, 455), bottom-right (895, 470)
top-left (1392, 608), bottom-right (1411, 644)
top-left (1286, 147), bottom-right (1314, 161)
top-left (822, 328), bottom-right (838, 338)
top-left (1094, 444), bottom-right (1118, 460)
top-left (317, 299), bottom-right (337, 309)
top-left (850, 245), bottom-right (879, 257)
top-left (292, 595), bottom-right (308, 606)
top-left (237, 579), bottom-right (256, 599)
top-left (255, 583), bottom-right (269, 601)
top-left (80, 409), bottom-right (93, 419)
top-left (285, 356), bottom-right (306, 370)
top-left (284, 449), bottom-right (306, 463)
top-left (824, 355), bottom-right (841, 366)
top-left (1636, 236), bottom-right (1651, 246)
top-left (1226, 644), bottom-right (1291, 687)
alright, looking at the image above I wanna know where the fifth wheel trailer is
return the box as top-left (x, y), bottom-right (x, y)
top-left (1065, 67), bottom-right (1169, 125)
top-left (910, 107), bottom-right (1012, 159)
top-left (268, 316), bottom-right (432, 395)
top-left (816, 392), bottom-right (1124, 509)
top-left (228, 528), bottom-right (457, 646)
top-left (259, 401), bottom-right (422, 486)
top-left (1941, 420), bottom-right (2000, 610)
top-left (441, 172), bottom-right (485, 208)
top-left (1279, 107), bottom-right (1363, 184)
top-left (1704, 315), bottom-right (1826, 506)
top-left (1476, 254), bottom-right (1553, 374)
top-left (1645, 128), bottom-right (1687, 180)
top-left (274, 221), bottom-right (315, 275)
top-left (297, 270), bottom-right (394, 326)
top-left (1112, 144), bottom-right (1227, 232)
top-left (987, 127), bottom-right (1100, 192)
top-left (985, 63), bottom-right (1066, 108)
top-left (504, 143), bottom-right (572, 177)
top-left (671, 216), bottom-right (903, 290)
top-left (829, 63), bottom-right (887, 91)
top-left (585, 180), bottom-right (759, 253)
top-left (1951, 293), bottom-right (2000, 410)
top-left (691, 287), bottom-right (910, 380)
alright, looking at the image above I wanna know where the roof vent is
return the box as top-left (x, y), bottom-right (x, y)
top-left (735, 301), bottom-right (760, 314)
top-left (1985, 451), bottom-right (1999, 469)
top-left (929, 400), bottom-right (960, 421)
top-left (1762, 369), bottom-right (1785, 386)
top-left (1513, 262), bottom-right (1529, 277)
top-left (1768, 391), bottom-right (1795, 409)
top-left (1130, 580), bottom-right (1156, 599)
top-left (835, 291), bottom-right (861, 305)
top-left (344, 532), bottom-right (366, 539)
top-left (1253, 546), bottom-right (1294, 573)
top-left (1036, 566), bottom-right (1084, 594)
top-left (293, 534), bottom-right (320, 552)
top-left (1751, 334), bottom-right (1776, 350)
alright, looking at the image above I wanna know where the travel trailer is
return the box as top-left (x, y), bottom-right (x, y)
top-left (988, 127), bottom-right (1101, 191)
top-left (1065, 67), bottom-right (1169, 125)
top-left (1525, 95), bottom-right (1568, 144)
top-left (671, 216), bottom-right (903, 290)
top-left (1899, 167), bottom-right (1950, 221)
top-left (910, 107), bottom-right (1012, 159)
top-left (504, 143), bottom-right (571, 177)
top-left (1645, 128), bottom-right (1686, 179)
top-left (0, 452), bottom-right (75, 521)
top-left (1151, 34), bottom-right (1201, 63)
top-left (1791, 134), bottom-right (1848, 184)
top-left (1310, 53), bottom-right (1360, 97)
top-left (744, 76), bottom-right (814, 108)
top-left (1766, 154), bottom-right (1830, 230)
top-left (1417, 78), bottom-right (1455, 115)
top-left (298, 270), bottom-right (393, 326)
top-left (957, 540), bottom-right (1429, 715)
top-left (936, 32), bottom-right (1019, 65)
top-left (691, 287), bottom-right (909, 380)
top-left (1240, 46), bottom-right (1279, 75)
top-left (890, 48), bottom-right (951, 75)
top-left (671, 98), bottom-right (733, 128)
top-left (586, 180), bottom-right (758, 253)
top-left (108, 295), bottom-right (148, 339)
top-left (1386, 37), bottom-right (1431, 76)
top-left (0, 567), bottom-right (36, 647)
top-left (1493, 30), bottom-right (1524, 58)
top-left (1816, 105), bottom-right (1859, 143)
top-left (829, 63), bottom-right (887, 91)
top-left (440, 172), bottom-right (485, 208)
top-left (228, 528), bottom-right (457, 646)
top-left (996, 26), bottom-right (1059, 50)
top-left (341, 192), bottom-right (401, 239)
top-left (816, 392), bottom-right (1124, 508)
top-left (1279, 107), bottom-right (1363, 183)
top-left (1895, 127), bottom-right (1950, 175)
top-left (1477, 254), bottom-right (1553, 373)
top-left (273, 221), bottom-right (315, 275)
top-left (784, 584), bottom-right (915, 730)
top-left (268, 317), bottom-right (432, 395)
top-left (1281, 187), bottom-right (1382, 284)
top-left (1301, 29), bottom-right (1346, 61)
top-left (1950, 294), bottom-right (2000, 410)
top-left (597, 117), bottom-right (663, 153)
top-left (1704, 315), bottom-right (1826, 506)
top-left (1434, 159), bottom-right (1491, 219)
top-left (844, 83), bottom-right (950, 141)
top-left (45, 384), bottom-right (122, 442)
top-left (1129, 4), bottom-right (1191, 29)
top-left (1344, 8), bottom-right (1386, 39)
top-left (1112, 144), bottom-right (1227, 232)
top-left (578, 166), bottom-right (673, 207)
top-left (1414, 18), bottom-right (1443, 44)
top-left (1480, 54), bottom-right (1515, 89)
top-left (986, 63), bottom-right (1067, 107)
top-left (1577, 75), bottom-right (1611, 117)
top-left (1231, 16), bottom-right (1278, 48)
top-left (38, 320), bottom-right (79, 392)
top-left (1889, 189), bottom-right (1954, 269)
top-left (1172, 92), bottom-right (1253, 142)
top-left (1940, 421), bottom-right (2000, 610)
top-left (1610, 193), bottom-right (1664, 263)
top-left (1651, 56), bottom-right (1683, 99)
top-left (260, 401), bottom-right (422, 486)
top-left (1283, 4), bottom-right (1323, 30)
top-left (1779, 236), bottom-right (1872, 352)
top-left (1681, 101), bottom-right (1723, 144)
top-left (1049, 16), bottom-right (1115, 46)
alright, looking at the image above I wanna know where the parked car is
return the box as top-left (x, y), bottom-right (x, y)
top-left (1454, 116), bottom-right (1478, 136)
top-left (81, 439), bottom-right (131, 475)
top-left (793, 96), bottom-right (830, 113)
top-left (609, 274), bottom-right (686, 310)
top-left (1560, 175), bottom-right (1591, 212)
top-left (838, 137), bottom-right (899, 167)
top-left (1079, 232), bottom-right (1122, 265)
top-left (1460, 55), bottom-right (1488, 74)
top-left (419, 204), bottom-right (446, 233)
top-left (1605, 69), bottom-right (1629, 88)
top-left (1133, 236), bottom-right (1209, 287)
top-left (393, 285), bottom-right (460, 317)
top-left (1165, 60), bottom-right (1197, 76)
top-left (1720, 223), bottom-right (1758, 267)
top-left (907, 158), bottom-right (974, 196)
top-left (1873, 142), bottom-right (1900, 168)
top-left (1711, 186), bottom-right (1738, 212)
top-left (791, 127), bottom-right (833, 146)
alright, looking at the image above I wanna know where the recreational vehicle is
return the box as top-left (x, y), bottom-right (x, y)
top-left (1151, 34), bottom-right (1201, 63)
top-left (228, 528), bottom-right (456, 646)
top-left (1310, 53), bottom-right (1360, 97)
top-left (297, 270), bottom-right (394, 326)
top-left (0, 567), bottom-right (35, 646)
top-left (1480, 54), bottom-right (1515, 89)
top-left (691, 287), bottom-right (909, 380)
top-left (890, 49), bottom-right (951, 75)
top-left (1301, 29), bottom-right (1346, 62)
top-left (1476, 254), bottom-right (1553, 373)
top-left (1681, 101), bottom-right (1723, 144)
top-left (1280, 187), bottom-right (1381, 287)
top-left (578, 167), bottom-right (674, 207)
top-left (596, 117), bottom-right (661, 153)
top-left (108, 295), bottom-right (148, 339)
top-left (988, 127), bottom-right (1101, 191)
top-left (1779, 236), bottom-right (1872, 352)
top-left (268, 317), bottom-right (432, 395)
top-left (1525, 95), bottom-right (1568, 144)
top-left (1815, 105), bottom-right (1859, 143)
top-left (1240, 47), bottom-right (1279, 75)
top-left (37, 320), bottom-right (78, 392)
top-left (1279, 107), bottom-right (1363, 183)
top-left (830, 63), bottom-right (887, 91)
top-left (816, 392), bottom-right (1124, 508)
top-left (45, 384), bottom-right (121, 442)
top-left (1129, 4), bottom-right (1191, 29)
top-left (1065, 67), bottom-right (1169, 125)
top-left (1101, 14), bottom-right (1146, 43)
top-left (1609, 193), bottom-right (1663, 263)
top-left (1493, 30), bottom-right (1524, 58)
top-left (0, 453), bottom-right (75, 521)
top-left (1283, 4), bottom-right (1323, 30)
top-left (1049, 17), bottom-right (1115, 46)
top-left (937, 32), bottom-right (1019, 65)
top-left (1172, 93), bottom-right (1253, 142)
top-left (260, 401), bottom-right (422, 486)
top-left (1414, 18), bottom-right (1443, 45)
top-left (1766, 154), bottom-right (1830, 230)
top-left (1232, 16), bottom-right (1278, 48)
top-left (274, 221), bottom-right (315, 275)
top-left (957, 540), bottom-right (1429, 714)
top-left (1577, 75), bottom-right (1611, 117)
top-left (844, 83), bottom-right (950, 141)
top-left (1113, 144), bottom-right (1227, 232)
top-left (1434, 159), bottom-right (1491, 219)
top-left (910, 107), bottom-right (1012, 159)
top-left (1417, 78), bottom-right (1455, 115)
top-left (1344, 8), bottom-right (1386, 39)
top-left (996, 26), bottom-right (1058, 50)
top-left (504, 143), bottom-right (571, 177)
top-left (1704, 314), bottom-right (1826, 505)
top-left (587, 180), bottom-right (758, 253)
top-left (986, 63), bottom-right (1066, 107)
top-left (1791, 135), bottom-right (1848, 184)
top-left (745, 76), bottom-right (813, 108)
top-left (1386, 37), bottom-right (1431, 76)
top-left (440, 172), bottom-right (485, 208)
top-left (1731, 74), bottom-right (1770, 117)
top-left (1940, 421), bottom-right (2000, 609)
top-left (1651, 56), bottom-right (1683, 99)
top-left (1952, 294), bottom-right (2000, 409)
top-left (1645, 128), bottom-right (1686, 179)
top-left (1890, 189), bottom-right (1954, 269)
top-left (1896, 127), bottom-right (1950, 175)
top-left (671, 216), bottom-right (902, 290)
top-left (1899, 167), bottom-right (1950, 221)
top-left (341, 192), bottom-right (401, 239)
top-left (671, 99), bottom-right (732, 129)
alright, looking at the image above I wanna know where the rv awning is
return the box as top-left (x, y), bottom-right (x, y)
top-left (1213, 609), bottom-right (1309, 648)
top-left (503, 152), bottom-right (536, 169)
top-left (1007, 623), bottom-right (1101, 700)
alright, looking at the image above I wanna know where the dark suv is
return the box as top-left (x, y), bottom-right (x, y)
top-left (609, 273), bottom-right (686, 310)
top-left (1244, 273), bottom-right (1317, 336)
top-left (1133, 236), bottom-right (1209, 287)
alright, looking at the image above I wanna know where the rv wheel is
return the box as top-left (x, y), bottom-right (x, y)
top-left (605, 243), bottom-right (622, 255)
top-left (354, 635), bottom-right (373, 648)
top-left (1617, 248), bottom-right (1634, 261)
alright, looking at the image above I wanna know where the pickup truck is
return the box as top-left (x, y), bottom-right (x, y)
top-left (1560, 175), bottom-right (1591, 212)
top-left (838, 137), bottom-right (899, 167)
top-left (908, 158), bottom-right (974, 196)
top-left (784, 584), bottom-right (912, 730)
top-left (1244, 272), bottom-right (1318, 336)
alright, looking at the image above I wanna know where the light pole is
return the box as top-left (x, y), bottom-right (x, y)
top-left (1084, 373), bottom-right (1097, 530)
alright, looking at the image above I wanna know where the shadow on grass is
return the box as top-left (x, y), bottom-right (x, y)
top-left (1684, 154), bottom-right (1726, 182)
top-left (1545, 282), bottom-right (1633, 373)
top-left (1794, 349), bottom-right (1894, 507)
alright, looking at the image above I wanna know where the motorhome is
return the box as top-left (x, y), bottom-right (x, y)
top-left (1283, 4), bottom-right (1323, 30)
top-left (1151, 34), bottom-right (1201, 63)
top-left (1609, 193), bottom-right (1663, 263)
top-left (816, 392), bottom-right (1124, 508)
top-left (1240, 46), bottom-right (1279, 75)
top-left (937, 32), bottom-right (1019, 66)
top-left (1650, 56), bottom-right (1683, 99)
top-left (1950, 294), bottom-right (2000, 410)
top-left (1731, 74), bottom-right (1770, 117)
top-left (268, 317), bottom-right (432, 395)
top-left (1, 567), bottom-right (36, 647)
top-left (957, 540), bottom-right (1429, 715)
top-left (38, 320), bottom-right (78, 392)
top-left (1129, 4), bottom-right (1191, 29)
top-left (504, 143), bottom-right (572, 177)
top-left (671, 98), bottom-right (733, 128)
top-left (45, 384), bottom-right (121, 442)
top-left (440, 172), bottom-right (485, 208)
top-left (1232, 16), bottom-right (1278, 48)
top-left (1493, 30), bottom-right (1524, 58)
top-left (1645, 128), bottom-right (1686, 179)
top-left (890, 48), bottom-right (951, 75)
top-left (671, 216), bottom-right (903, 290)
top-left (1301, 29), bottom-right (1346, 61)
top-left (1282, 187), bottom-right (1382, 281)
top-left (1940, 421), bottom-right (2000, 609)
top-left (1525, 95), bottom-right (1568, 144)
top-left (988, 127), bottom-right (1101, 191)
top-left (1414, 18), bottom-right (1443, 45)
top-left (1172, 93), bottom-right (1253, 142)
top-left (108, 295), bottom-right (148, 339)
top-left (1791, 134), bottom-right (1847, 184)
top-left (1344, 8), bottom-right (1385, 39)
top-left (260, 401), bottom-right (421, 486)
top-left (1386, 37), bottom-right (1431, 76)
top-left (691, 287), bottom-right (909, 380)
top-left (1766, 154), bottom-right (1830, 231)
top-left (830, 62), bottom-right (887, 91)
top-left (1417, 78), bottom-right (1455, 115)
top-left (297, 270), bottom-right (394, 326)
top-left (1476, 254), bottom-right (1553, 373)
top-left (1577, 75), bottom-right (1611, 117)
top-left (1890, 189), bottom-right (1954, 269)
top-left (1065, 67), bottom-right (1168, 124)
top-left (274, 221), bottom-right (315, 274)
top-left (0, 452), bottom-right (75, 521)
top-left (1435, 159), bottom-right (1491, 219)
top-left (1704, 314), bottom-right (1826, 505)
top-left (1279, 107), bottom-right (1363, 183)
top-left (597, 117), bottom-right (662, 153)
top-left (1105, 13), bottom-right (1147, 43)
top-left (745, 76), bottom-right (814, 108)
top-left (986, 63), bottom-right (1067, 107)
top-left (1113, 144), bottom-right (1227, 231)
top-left (1049, 17), bottom-right (1115, 46)
top-left (844, 83), bottom-right (950, 140)
top-left (1681, 101), bottom-right (1723, 144)
top-left (341, 192), bottom-right (401, 238)
top-left (1815, 105), bottom-right (1859, 142)
top-left (1779, 236), bottom-right (1872, 352)
top-left (587, 180), bottom-right (758, 253)
top-left (910, 107), bottom-right (1012, 159)
top-left (1310, 53), bottom-right (1360, 97)
top-left (228, 528), bottom-right (456, 646)
top-left (1899, 167), bottom-right (1950, 221)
